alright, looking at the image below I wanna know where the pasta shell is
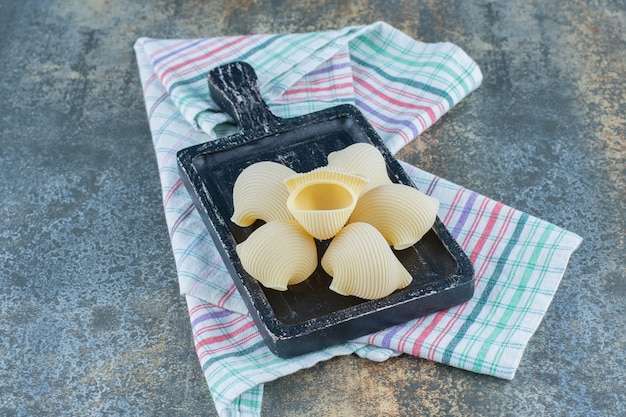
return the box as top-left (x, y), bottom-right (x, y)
top-left (349, 183), bottom-right (439, 250)
top-left (284, 166), bottom-right (369, 240)
top-left (321, 222), bottom-right (412, 300)
top-left (236, 220), bottom-right (317, 291)
top-left (327, 143), bottom-right (392, 193)
top-left (231, 161), bottom-right (296, 227)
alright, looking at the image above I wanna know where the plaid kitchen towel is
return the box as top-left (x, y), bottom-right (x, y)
top-left (134, 22), bottom-right (582, 417)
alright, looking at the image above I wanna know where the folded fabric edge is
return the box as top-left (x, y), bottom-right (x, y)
top-left (400, 161), bottom-right (583, 379)
top-left (185, 294), bottom-right (400, 416)
top-left (503, 231), bottom-right (582, 381)
top-left (134, 20), bottom-right (484, 145)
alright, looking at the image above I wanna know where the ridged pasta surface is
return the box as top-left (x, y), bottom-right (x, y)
top-left (321, 222), bottom-right (412, 300)
top-left (327, 143), bottom-right (392, 193)
top-left (349, 183), bottom-right (439, 250)
top-left (236, 220), bottom-right (317, 291)
top-left (231, 161), bottom-right (296, 227)
top-left (284, 166), bottom-right (369, 240)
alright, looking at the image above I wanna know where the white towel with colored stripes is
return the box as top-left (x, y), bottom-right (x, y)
top-left (134, 22), bottom-right (582, 417)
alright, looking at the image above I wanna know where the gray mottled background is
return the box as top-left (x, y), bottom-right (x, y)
top-left (1, 1), bottom-right (624, 416)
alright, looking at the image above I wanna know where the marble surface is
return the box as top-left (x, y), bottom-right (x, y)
top-left (1, 1), bottom-right (624, 416)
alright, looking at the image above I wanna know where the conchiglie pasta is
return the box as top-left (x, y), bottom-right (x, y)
top-left (321, 222), bottom-right (412, 300)
top-left (284, 166), bottom-right (369, 240)
top-left (236, 220), bottom-right (317, 291)
top-left (327, 143), bottom-right (392, 193)
top-left (349, 183), bottom-right (439, 250)
top-left (231, 161), bottom-right (296, 227)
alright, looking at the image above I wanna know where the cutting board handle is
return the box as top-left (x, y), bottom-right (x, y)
top-left (208, 61), bottom-right (281, 133)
